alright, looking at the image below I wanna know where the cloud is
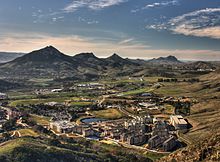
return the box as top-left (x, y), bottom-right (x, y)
top-left (0, 32), bottom-right (150, 57)
top-left (131, 0), bottom-right (179, 14)
top-left (118, 38), bottom-right (134, 45)
top-left (145, 23), bottom-right (167, 30)
top-left (64, 0), bottom-right (127, 12)
top-left (0, 32), bottom-right (220, 61)
top-left (169, 8), bottom-right (220, 39)
top-left (143, 0), bottom-right (179, 9)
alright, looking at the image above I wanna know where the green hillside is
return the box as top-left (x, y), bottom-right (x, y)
top-left (0, 137), bottom-right (153, 162)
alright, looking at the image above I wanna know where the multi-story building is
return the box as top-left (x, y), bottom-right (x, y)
top-left (170, 115), bottom-right (188, 130)
top-left (148, 135), bottom-right (163, 149)
top-left (50, 121), bottom-right (77, 133)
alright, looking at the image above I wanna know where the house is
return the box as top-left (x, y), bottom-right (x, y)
top-left (170, 115), bottom-right (188, 130)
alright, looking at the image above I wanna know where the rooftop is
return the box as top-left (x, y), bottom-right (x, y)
top-left (170, 115), bottom-right (187, 125)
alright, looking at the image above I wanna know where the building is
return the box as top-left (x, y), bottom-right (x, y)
top-left (6, 108), bottom-right (22, 120)
top-left (82, 128), bottom-right (94, 137)
top-left (0, 109), bottom-right (7, 120)
top-left (50, 121), bottom-right (76, 133)
top-left (152, 121), bottom-right (169, 137)
top-left (170, 115), bottom-right (188, 130)
top-left (110, 129), bottom-right (121, 139)
top-left (162, 136), bottom-right (177, 151)
top-left (127, 134), bottom-right (147, 145)
top-left (0, 93), bottom-right (8, 100)
top-left (0, 119), bottom-right (7, 130)
top-left (148, 135), bottom-right (163, 149)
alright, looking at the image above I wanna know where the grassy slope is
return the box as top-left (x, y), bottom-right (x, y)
top-left (156, 72), bottom-right (220, 161)
top-left (0, 137), bottom-right (154, 162)
top-left (0, 138), bottom-right (103, 162)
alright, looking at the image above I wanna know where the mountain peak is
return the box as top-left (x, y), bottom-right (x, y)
top-left (149, 55), bottom-right (181, 64)
top-left (166, 55), bottom-right (179, 61)
top-left (36, 46), bottom-right (63, 56)
top-left (8, 46), bottom-right (71, 64)
top-left (108, 53), bottom-right (123, 60)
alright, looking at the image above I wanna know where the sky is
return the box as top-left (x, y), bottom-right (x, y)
top-left (0, 0), bottom-right (220, 60)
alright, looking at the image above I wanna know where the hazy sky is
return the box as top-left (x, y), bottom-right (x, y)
top-left (0, 0), bottom-right (220, 60)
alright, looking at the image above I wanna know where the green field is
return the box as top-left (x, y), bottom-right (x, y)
top-left (9, 97), bottom-right (94, 107)
top-left (90, 108), bottom-right (126, 120)
top-left (9, 97), bottom-right (69, 107)
top-left (19, 129), bottom-right (39, 137)
top-left (119, 87), bottom-right (154, 96)
top-left (29, 114), bottom-right (51, 125)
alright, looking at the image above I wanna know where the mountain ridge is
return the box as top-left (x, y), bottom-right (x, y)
top-left (0, 52), bottom-right (25, 63)
top-left (0, 46), bottom-right (218, 80)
